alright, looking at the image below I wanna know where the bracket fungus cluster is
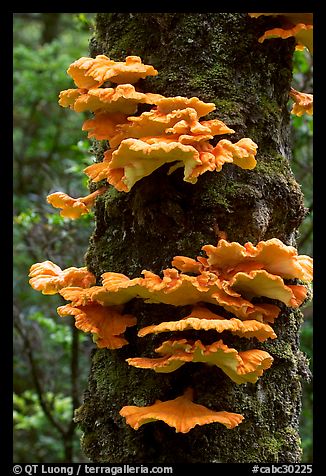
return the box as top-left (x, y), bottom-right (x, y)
top-left (248, 13), bottom-right (313, 117)
top-left (29, 53), bottom-right (313, 435)
top-left (48, 54), bottom-right (257, 217)
top-left (29, 235), bottom-right (313, 432)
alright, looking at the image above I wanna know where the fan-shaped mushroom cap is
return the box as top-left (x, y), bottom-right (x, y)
top-left (46, 193), bottom-right (89, 219)
top-left (67, 55), bottom-right (158, 89)
top-left (59, 84), bottom-right (163, 114)
top-left (184, 137), bottom-right (258, 183)
top-left (289, 88), bottom-right (313, 116)
top-left (228, 269), bottom-right (308, 307)
top-left (47, 187), bottom-right (107, 219)
top-left (137, 310), bottom-right (277, 342)
top-left (119, 387), bottom-right (244, 432)
top-left (29, 261), bottom-right (96, 295)
top-left (67, 55), bottom-right (115, 89)
top-left (106, 138), bottom-right (201, 191)
top-left (57, 303), bottom-right (136, 349)
top-left (87, 134), bottom-right (257, 192)
top-left (127, 338), bottom-right (273, 384)
top-left (202, 238), bottom-right (313, 282)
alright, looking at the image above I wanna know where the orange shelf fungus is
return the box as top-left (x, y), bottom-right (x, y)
top-left (84, 136), bottom-right (257, 192)
top-left (119, 387), bottom-right (244, 432)
top-left (103, 138), bottom-right (202, 192)
top-left (289, 87), bottom-right (313, 117)
top-left (172, 239), bottom-right (311, 310)
top-left (67, 55), bottom-right (158, 89)
top-left (67, 55), bottom-right (115, 89)
top-left (127, 338), bottom-right (273, 384)
top-left (228, 270), bottom-right (308, 307)
top-left (59, 84), bottom-right (163, 115)
top-left (57, 238), bottom-right (313, 321)
top-left (248, 13), bottom-right (313, 53)
top-left (29, 261), bottom-right (96, 295)
top-left (200, 238), bottom-right (313, 282)
top-left (84, 107), bottom-right (234, 148)
top-left (57, 303), bottom-right (137, 349)
top-left (36, 238), bottom-right (312, 324)
top-left (47, 187), bottom-right (107, 219)
top-left (85, 268), bottom-right (281, 322)
top-left (56, 238), bottom-right (311, 324)
top-left (58, 55), bottom-right (258, 191)
top-left (185, 138), bottom-right (257, 184)
top-left (137, 306), bottom-right (277, 342)
top-left (65, 239), bottom-right (312, 322)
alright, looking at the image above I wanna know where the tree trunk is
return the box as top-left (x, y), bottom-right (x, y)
top-left (75, 13), bottom-right (309, 463)
top-left (40, 13), bottom-right (61, 44)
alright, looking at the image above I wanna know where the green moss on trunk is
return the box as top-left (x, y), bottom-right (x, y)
top-left (77, 13), bottom-right (308, 463)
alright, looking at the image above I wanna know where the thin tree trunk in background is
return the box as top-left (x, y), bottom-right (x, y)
top-left (63, 323), bottom-right (81, 463)
top-left (40, 13), bottom-right (61, 44)
top-left (75, 13), bottom-right (309, 463)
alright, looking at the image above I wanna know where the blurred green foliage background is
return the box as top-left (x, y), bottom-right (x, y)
top-left (13, 13), bottom-right (313, 463)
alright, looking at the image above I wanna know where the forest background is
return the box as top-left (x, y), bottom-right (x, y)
top-left (13, 12), bottom-right (313, 463)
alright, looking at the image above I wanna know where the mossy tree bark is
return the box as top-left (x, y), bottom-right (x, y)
top-left (75, 13), bottom-right (310, 463)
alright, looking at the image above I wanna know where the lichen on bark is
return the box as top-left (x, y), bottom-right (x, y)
top-left (76, 13), bottom-right (309, 463)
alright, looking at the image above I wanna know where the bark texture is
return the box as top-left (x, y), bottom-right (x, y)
top-left (75, 13), bottom-right (309, 463)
